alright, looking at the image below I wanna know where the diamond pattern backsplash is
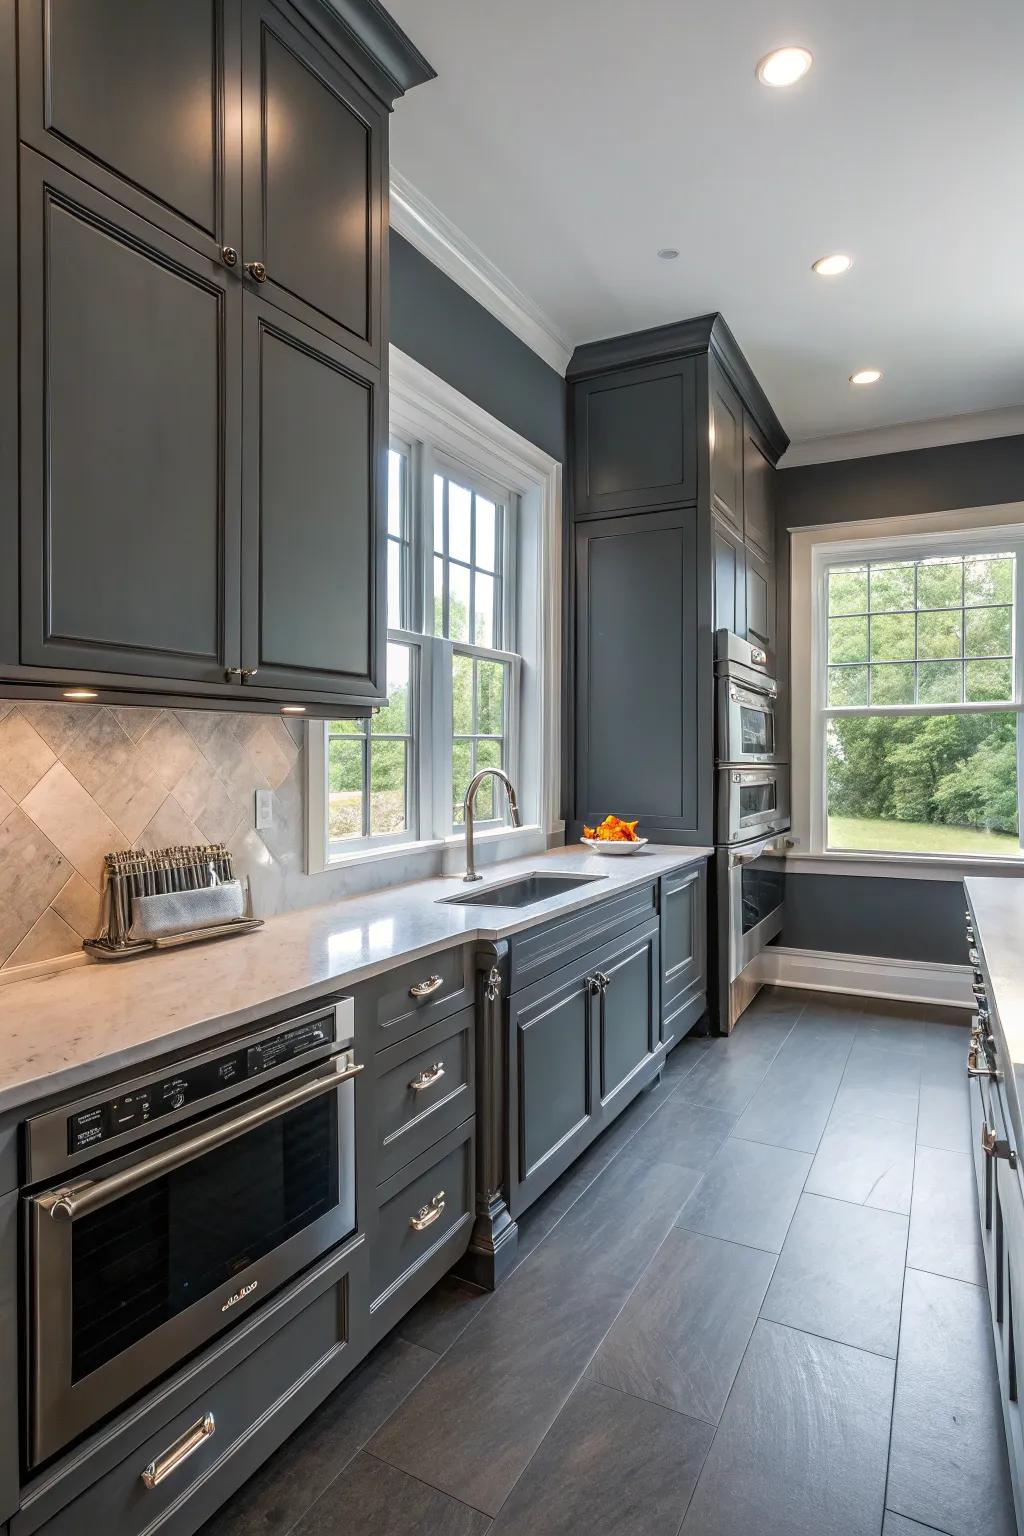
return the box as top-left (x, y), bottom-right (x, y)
top-left (0, 702), bottom-right (306, 972)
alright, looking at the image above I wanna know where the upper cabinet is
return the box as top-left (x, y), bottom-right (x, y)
top-left (742, 415), bottom-right (775, 560)
top-left (708, 363), bottom-right (743, 533)
top-left (572, 357), bottom-right (697, 517)
top-left (3, 0), bottom-right (433, 714)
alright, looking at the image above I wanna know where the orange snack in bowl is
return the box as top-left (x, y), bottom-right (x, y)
top-left (583, 814), bottom-right (640, 842)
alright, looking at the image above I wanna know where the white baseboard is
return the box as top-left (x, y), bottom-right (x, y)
top-left (751, 945), bottom-right (974, 1010)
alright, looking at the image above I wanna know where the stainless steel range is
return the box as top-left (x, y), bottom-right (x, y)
top-left (711, 631), bottom-right (790, 1033)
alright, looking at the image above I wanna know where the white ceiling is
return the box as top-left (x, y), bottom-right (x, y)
top-left (386, 0), bottom-right (1024, 447)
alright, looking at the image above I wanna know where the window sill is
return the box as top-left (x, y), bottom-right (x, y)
top-left (318, 822), bottom-right (551, 875)
top-left (783, 849), bottom-right (1024, 882)
top-left (322, 837), bottom-right (445, 872)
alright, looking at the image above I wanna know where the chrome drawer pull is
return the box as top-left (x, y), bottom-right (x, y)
top-left (409, 1062), bottom-right (445, 1093)
top-left (969, 946), bottom-right (980, 966)
top-left (410, 1191), bottom-right (445, 1231)
top-left (141, 1413), bottom-right (215, 1489)
top-left (981, 1121), bottom-right (1017, 1168)
top-left (409, 975), bottom-right (444, 999)
top-left (968, 1049), bottom-right (996, 1079)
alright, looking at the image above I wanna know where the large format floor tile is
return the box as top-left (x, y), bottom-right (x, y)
top-left (488, 1379), bottom-right (713, 1536)
top-left (589, 1227), bottom-right (775, 1423)
top-left (674, 1006), bottom-right (798, 1115)
top-left (679, 1320), bottom-right (894, 1536)
top-left (730, 1017), bottom-right (856, 1154)
top-left (917, 1078), bottom-right (973, 1153)
top-left (624, 1094), bottom-right (737, 1171)
top-left (292, 1453), bottom-right (489, 1536)
top-left (907, 1144), bottom-right (985, 1285)
top-left (883, 1515), bottom-right (948, 1535)
top-left (887, 1267), bottom-right (1015, 1536)
top-left (805, 1108), bottom-right (916, 1215)
top-left (760, 1193), bottom-right (908, 1357)
top-left (677, 1136), bottom-right (811, 1253)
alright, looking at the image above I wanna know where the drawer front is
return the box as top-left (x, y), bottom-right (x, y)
top-left (660, 863), bottom-right (707, 1047)
top-left (370, 1007), bottom-right (475, 1184)
top-left (371, 1122), bottom-right (474, 1315)
top-left (28, 1245), bottom-right (363, 1536)
top-left (508, 881), bottom-right (659, 992)
top-left (355, 944), bottom-right (475, 1052)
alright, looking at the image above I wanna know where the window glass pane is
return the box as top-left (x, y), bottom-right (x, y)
top-left (829, 616), bottom-right (869, 664)
top-left (966, 606), bottom-right (1012, 658)
top-left (375, 643), bottom-right (410, 734)
top-left (452, 739), bottom-right (472, 824)
top-left (387, 449), bottom-right (404, 537)
top-left (387, 540), bottom-right (402, 630)
top-left (476, 499), bottom-right (497, 572)
top-left (870, 613), bottom-right (915, 661)
top-left (966, 556), bottom-right (1013, 606)
top-left (966, 658), bottom-right (1013, 703)
top-left (917, 559), bottom-right (963, 609)
top-left (476, 659), bottom-right (505, 734)
top-left (448, 562), bottom-right (470, 642)
top-left (870, 664), bottom-right (915, 704)
top-left (869, 563), bottom-right (915, 611)
top-left (369, 740), bottom-right (407, 835)
top-left (918, 660), bottom-right (963, 705)
top-left (333, 718), bottom-right (363, 736)
top-left (826, 713), bottom-right (1018, 855)
top-left (917, 608), bottom-right (962, 660)
top-left (448, 482), bottom-right (472, 563)
top-left (433, 475), bottom-right (444, 553)
top-left (474, 737), bottom-right (502, 819)
top-left (452, 653), bottom-right (473, 734)
top-left (328, 737), bottom-right (364, 840)
top-left (828, 567), bottom-right (868, 615)
top-left (474, 571), bottom-right (495, 646)
top-left (828, 665), bottom-right (869, 706)
top-left (433, 556), bottom-right (445, 634)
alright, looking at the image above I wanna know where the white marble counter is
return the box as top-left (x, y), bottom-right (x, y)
top-left (0, 843), bottom-right (710, 1114)
top-left (965, 877), bottom-right (1024, 1156)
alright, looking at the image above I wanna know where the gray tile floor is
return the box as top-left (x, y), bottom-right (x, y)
top-left (201, 988), bottom-right (1015, 1536)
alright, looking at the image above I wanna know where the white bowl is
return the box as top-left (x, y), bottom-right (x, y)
top-left (581, 836), bottom-right (648, 856)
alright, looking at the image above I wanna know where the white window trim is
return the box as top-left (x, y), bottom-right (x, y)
top-left (306, 346), bottom-right (563, 874)
top-left (788, 500), bottom-right (1024, 881)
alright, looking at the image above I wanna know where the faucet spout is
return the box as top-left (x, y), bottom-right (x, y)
top-left (462, 769), bottom-right (522, 882)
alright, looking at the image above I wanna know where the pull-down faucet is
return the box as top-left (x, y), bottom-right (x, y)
top-left (461, 768), bottom-right (522, 882)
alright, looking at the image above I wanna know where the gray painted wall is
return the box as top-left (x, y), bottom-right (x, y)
top-left (389, 231), bottom-right (566, 463)
top-left (776, 432), bottom-right (1024, 960)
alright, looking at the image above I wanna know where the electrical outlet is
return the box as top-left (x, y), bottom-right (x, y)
top-left (255, 789), bottom-right (274, 830)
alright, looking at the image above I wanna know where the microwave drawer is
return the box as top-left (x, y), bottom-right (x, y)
top-left (370, 1006), bottom-right (475, 1185)
top-left (356, 945), bottom-right (476, 1053)
top-left (370, 1122), bottom-right (474, 1330)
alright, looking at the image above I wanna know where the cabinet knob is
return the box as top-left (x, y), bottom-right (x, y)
top-left (221, 246), bottom-right (239, 268)
top-left (242, 668), bottom-right (258, 679)
top-left (225, 667), bottom-right (242, 681)
top-left (246, 260), bottom-right (268, 283)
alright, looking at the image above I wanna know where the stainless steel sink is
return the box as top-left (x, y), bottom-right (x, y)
top-left (439, 872), bottom-right (606, 908)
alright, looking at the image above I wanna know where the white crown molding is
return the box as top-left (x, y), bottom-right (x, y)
top-left (752, 945), bottom-right (973, 1010)
top-left (389, 168), bottom-right (573, 377)
top-left (780, 404), bottom-right (1024, 469)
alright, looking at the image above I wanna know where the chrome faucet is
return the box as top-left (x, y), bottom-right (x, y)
top-left (462, 768), bottom-right (522, 881)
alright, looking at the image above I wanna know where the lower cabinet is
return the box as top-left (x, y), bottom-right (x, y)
top-left (661, 864), bottom-right (708, 1047)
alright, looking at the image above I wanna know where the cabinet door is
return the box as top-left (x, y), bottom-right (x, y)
top-left (709, 364), bottom-right (743, 533)
top-left (572, 358), bottom-right (697, 517)
top-left (745, 544), bottom-right (775, 654)
top-left (241, 298), bottom-right (385, 701)
top-left (242, 0), bottom-right (386, 363)
top-left (661, 865), bottom-right (707, 1047)
top-left (574, 508), bottom-right (708, 843)
top-left (19, 151), bottom-right (241, 684)
top-left (598, 919), bottom-right (660, 1108)
top-left (18, 0), bottom-right (241, 264)
top-left (508, 960), bottom-right (598, 1214)
top-left (742, 413), bottom-right (775, 559)
top-left (713, 515), bottom-right (746, 638)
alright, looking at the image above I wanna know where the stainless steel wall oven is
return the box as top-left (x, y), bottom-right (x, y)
top-left (23, 998), bottom-right (359, 1467)
top-left (715, 632), bottom-right (779, 768)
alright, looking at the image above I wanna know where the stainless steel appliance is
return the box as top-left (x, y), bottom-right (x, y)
top-left (712, 630), bottom-right (790, 1033)
top-left (24, 997), bottom-right (360, 1467)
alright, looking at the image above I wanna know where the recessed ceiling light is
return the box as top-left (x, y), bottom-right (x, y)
top-left (812, 253), bottom-right (853, 277)
top-left (62, 688), bottom-right (98, 700)
top-left (849, 368), bottom-right (883, 385)
top-left (657, 248), bottom-right (679, 260)
top-left (757, 46), bottom-right (813, 87)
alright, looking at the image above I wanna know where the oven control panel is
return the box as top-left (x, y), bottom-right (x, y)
top-left (63, 1011), bottom-right (339, 1157)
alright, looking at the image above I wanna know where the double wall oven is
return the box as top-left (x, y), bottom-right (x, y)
top-left (23, 997), bottom-right (360, 1468)
top-left (712, 632), bottom-right (789, 1033)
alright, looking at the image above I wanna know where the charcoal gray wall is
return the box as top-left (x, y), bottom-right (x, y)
top-left (389, 231), bottom-right (566, 463)
top-left (776, 432), bottom-right (1024, 960)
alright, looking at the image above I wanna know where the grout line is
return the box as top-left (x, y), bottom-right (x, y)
top-left (359, 1447), bottom-right (494, 1521)
top-left (581, 1373), bottom-right (720, 1431)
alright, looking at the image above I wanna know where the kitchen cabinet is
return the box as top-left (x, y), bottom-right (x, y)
top-left (709, 363), bottom-right (743, 533)
top-left (744, 542), bottom-right (775, 653)
top-left (572, 357), bottom-right (698, 517)
top-left (596, 918), bottom-right (660, 1106)
top-left (713, 514), bottom-right (746, 639)
top-left (3, 0), bottom-right (430, 714)
top-left (660, 864), bottom-right (708, 1047)
top-left (742, 415), bottom-right (775, 559)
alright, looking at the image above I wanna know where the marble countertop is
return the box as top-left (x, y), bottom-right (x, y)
top-left (965, 877), bottom-right (1024, 1159)
top-left (0, 843), bottom-right (710, 1115)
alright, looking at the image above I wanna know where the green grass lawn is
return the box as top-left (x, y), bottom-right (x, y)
top-left (829, 815), bottom-right (1020, 857)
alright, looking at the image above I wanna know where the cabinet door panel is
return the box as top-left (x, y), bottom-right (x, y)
top-left (742, 414), bottom-right (774, 559)
top-left (709, 365), bottom-right (743, 532)
top-left (575, 509), bottom-right (705, 839)
top-left (661, 864), bottom-right (707, 1047)
top-left (19, 151), bottom-right (240, 683)
top-left (573, 359), bottom-right (697, 516)
top-left (243, 0), bottom-right (385, 362)
top-left (241, 300), bottom-right (384, 700)
top-left (745, 544), bottom-right (775, 654)
top-left (18, 0), bottom-right (241, 260)
top-left (713, 515), bottom-right (746, 639)
top-left (599, 920), bottom-right (659, 1103)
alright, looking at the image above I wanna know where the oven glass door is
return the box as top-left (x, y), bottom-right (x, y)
top-left (741, 860), bottom-right (785, 935)
top-left (720, 679), bottom-right (778, 765)
top-left (738, 778), bottom-right (778, 823)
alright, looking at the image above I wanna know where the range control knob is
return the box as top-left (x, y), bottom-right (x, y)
top-left (169, 1091), bottom-right (186, 1110)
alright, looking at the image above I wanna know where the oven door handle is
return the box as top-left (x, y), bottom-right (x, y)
top-left (38, 1058), bottom-right (364, 1223)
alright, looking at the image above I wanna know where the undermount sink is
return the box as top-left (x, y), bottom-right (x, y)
top-left (440, 872), bottom-right (607, 908)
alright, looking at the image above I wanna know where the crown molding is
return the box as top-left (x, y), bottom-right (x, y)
top-left (780, 404), bottom-right (1024, 469)
top-left (389, 169), bottom-right (573, 377)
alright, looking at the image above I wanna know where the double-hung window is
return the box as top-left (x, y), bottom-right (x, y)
top-left (814, 533), bottom-right (1024, 860)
